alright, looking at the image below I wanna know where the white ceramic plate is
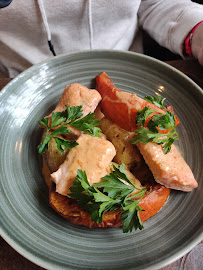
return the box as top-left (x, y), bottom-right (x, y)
top-left (0, 50), bottom-right (203, 270)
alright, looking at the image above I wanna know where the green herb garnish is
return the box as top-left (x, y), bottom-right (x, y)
top-left (131, 95), bottom-right (179, 154)
top-left (37, 105), bottom-right (101, 154)
top-left (69, 164), bottom-right (146, 233)
top-left (144, 94), bottom-right (166, 109)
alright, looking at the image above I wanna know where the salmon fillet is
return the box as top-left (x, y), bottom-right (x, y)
top-left (53, 83), bottom-right (102, 116)
top-left (47, 83), bottom-right (102, 137)
top-left (51, 134), bottom-right (116, 196)
top-left (137, 142), bottom-right (198, 192)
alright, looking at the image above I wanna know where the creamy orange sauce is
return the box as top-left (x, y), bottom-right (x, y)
top-left (51, 134), bottom-right (116, 196)
top-left (116, 91), bottom-right (145, 111)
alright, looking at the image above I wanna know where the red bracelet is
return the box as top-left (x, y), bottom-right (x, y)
top-left (185, 21), bottom-right (203, 56)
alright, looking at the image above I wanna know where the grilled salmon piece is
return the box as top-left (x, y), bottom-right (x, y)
top-left (51, 134), bottom-right (116, 196)
top-left (138, 142), bottom-right (198, 192)
top-left (53, 83), bottom-right (101, 116)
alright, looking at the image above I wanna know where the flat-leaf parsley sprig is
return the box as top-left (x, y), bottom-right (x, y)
top-left (144, 94), bottom-right (166, 109)
top-left (37, 105), bottom-right (101, 154)
top-left (131, 94), bottom-right (179, 154)
top-left (69, 164), bottom-right (146, 233)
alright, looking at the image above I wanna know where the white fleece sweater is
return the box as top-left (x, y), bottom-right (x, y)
top-left (0, 0), bottom-right (203, 77)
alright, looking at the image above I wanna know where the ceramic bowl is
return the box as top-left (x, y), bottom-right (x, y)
top-left (0, 50), bottom-right (202, 270)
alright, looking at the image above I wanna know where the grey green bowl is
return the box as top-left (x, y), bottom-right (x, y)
top-left (0, 50), bottom-right (202, 270)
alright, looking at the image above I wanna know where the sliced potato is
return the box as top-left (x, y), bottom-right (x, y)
top-left (100, 118), bottom-right (142, 169)
top-left (42, 126), bottom-right (80, 173)
top-left (45, 137), bottom-right (69, 173)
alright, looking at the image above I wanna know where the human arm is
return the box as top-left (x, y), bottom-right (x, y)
top-left (138, 0), bottom-right (203, 58)
top-left (190, 22), bottom-right (203, 65)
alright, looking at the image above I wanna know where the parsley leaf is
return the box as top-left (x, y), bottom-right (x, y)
top-left (70, 112), bottom-right (101, 137)
top-left (136, 106), bottom-right (157, 127)
top-left (145, 94), bottom-right (166, 109)
top-left (147, 111), bottom-right (176, 131)
top-left (51, 112), bottom-right (66, 128)
top-left (38, 117), bottom-right (49, 128)
top-left (131, 100), bottom-right (179, 154)
top-left (53, 137), bottom-right (78, 152)
top-left (64, 105), bottom-right (83, 123)
top-left (37, 135), bottom-right (50, 154)
top-left (121, 200), bottom-right (144, 233)
top-left (38, 106), bottom-right (101, 154)
top-left (68, 164), bottom-right (146, 233)
top-left (131, 127), bottom-right (162, 144)
top-left (162, 136), bottom-right (178, 154)
top-left (51, 126), bottom-right (72, 136)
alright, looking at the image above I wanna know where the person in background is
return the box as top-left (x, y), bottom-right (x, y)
top-left (0, 0), bottom-right (203, 77)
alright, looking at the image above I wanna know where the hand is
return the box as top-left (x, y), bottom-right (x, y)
top-left (191, 23), bottom-right (203, 66)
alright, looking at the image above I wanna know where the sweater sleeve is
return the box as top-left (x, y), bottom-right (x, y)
top-left (138, 0), bottom-right (203, 56)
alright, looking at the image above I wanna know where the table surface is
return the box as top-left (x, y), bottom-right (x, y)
top-left (0, 59), bottom-right (203, 270)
